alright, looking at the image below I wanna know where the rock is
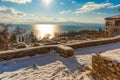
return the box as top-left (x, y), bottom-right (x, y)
top-left (100, 59), bottom-right (105, 64)
top-left (112, 60), bottom-right (118, 66)
top-left (113, 78), bottom-right (118, 80)
top-left (112, 74), bottom-right (118, 78)
top-left (103, 77), bottom-right (107, 80)
top-left (17, 42), bottom-right (28, 49)
top-left (92, 53), bottom-right (120, 80)
top-left (115, 67), bottom-right (120, 71)
top-left (103, 57), bottom-right (112, 62)
top-left (108, 67), bottom-right (116, 72)
top-left (81, 64), bottom-right (92, 72)
top-left (31, 43), bottom-right (43, 47)
top-left (108, 63), bottom-right (112, 66)
top-left (92, 70), bottom-right (96, 74)
top-left (32, 64), bottom-right (39, 70)
top-left (10, 43), bottom-right (18, 48)
top-left (103, 64), bottom-right (107, 67)
top-left (116, 72), bottom-right (120, 76)
top-left (94, 63), bottom-right (99, 67)
top-left (119, 64), bottom-right (120, 67)
top-left (106, 76), bottom-right (112, 80)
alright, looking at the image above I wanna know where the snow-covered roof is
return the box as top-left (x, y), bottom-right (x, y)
top-left (105, 14), bottom-right (120, 20)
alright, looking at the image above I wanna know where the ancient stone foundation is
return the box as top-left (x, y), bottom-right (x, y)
top-left (0, 45), bottom-right (74, 61)
top-left (92, 50), bottom-right (120, 80)
top-left (56, 45), bottom-right (74, 58)
top-left (66, 36), bottom-right (120, 49)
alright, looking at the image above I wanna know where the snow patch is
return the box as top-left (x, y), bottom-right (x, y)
top-left (0, 42), bottom-right (120, 80)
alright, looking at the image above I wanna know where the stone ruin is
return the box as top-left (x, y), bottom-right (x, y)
top-left (92, 50), bottom-right (120, 80)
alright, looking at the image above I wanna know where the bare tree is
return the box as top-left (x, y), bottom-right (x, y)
top-left (0, 24), bottom-right (10, 50)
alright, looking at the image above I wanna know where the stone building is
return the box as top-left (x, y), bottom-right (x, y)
top-left (105, 14), bottom-right (120, 37)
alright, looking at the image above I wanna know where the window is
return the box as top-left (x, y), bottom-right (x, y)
top-left (106, 21), bottom-right (112, 26)
top-left (114, 29), bottom-right (118, 33)
top-left (106, 28), bottom-right (108, 30)
top-left (115, 20), bottom-right (120, 26)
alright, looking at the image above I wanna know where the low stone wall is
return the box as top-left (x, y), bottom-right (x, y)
top-left (92, 50), bottom-right (120, 80)
top-left (66, 36), bottom-right (120, 49)
top-left (0, 45), bottom-right (74, 61)
top-left (0, 36), bottom-right (120, 61)
top-left (56, 45), bottom-right (74, 58)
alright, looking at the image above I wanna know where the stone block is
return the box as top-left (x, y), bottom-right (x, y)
top-left (57, 45), bottom-right (74, 58)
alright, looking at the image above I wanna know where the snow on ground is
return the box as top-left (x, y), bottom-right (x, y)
top-left (0, 42), bottom-right (120, 80)
top-left (101, 49), bottom-right (120, 63)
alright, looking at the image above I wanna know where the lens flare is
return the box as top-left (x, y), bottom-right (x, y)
top-left (42, 0), bottom-right (52, 6)
top-left (33, 24), bottom-right (58, 40)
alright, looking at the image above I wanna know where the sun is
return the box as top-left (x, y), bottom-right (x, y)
top-left (42, 0), bottom-right (53, 6)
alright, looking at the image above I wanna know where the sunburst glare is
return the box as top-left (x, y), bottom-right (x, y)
top-left (42, 0), bottom-right (53, 6)
top-left (33, 24), bottom-right (58, 40)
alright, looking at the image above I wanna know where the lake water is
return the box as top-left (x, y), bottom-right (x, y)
top-left (11, 23), bottom-right (105, 39)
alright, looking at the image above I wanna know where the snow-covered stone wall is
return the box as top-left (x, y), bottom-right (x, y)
top-left (92, 50), bottom-right (120, 80)
top-left (56, 45), bottom-right (74, 58)
top-left (66, 36), bottom-right (120, 49)
top-left (0, 45), bottom-right (74, 61)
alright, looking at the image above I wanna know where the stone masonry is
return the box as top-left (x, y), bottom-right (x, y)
top-left (92, 50), bottom-right (120, 80)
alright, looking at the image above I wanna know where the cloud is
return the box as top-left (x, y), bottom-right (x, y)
top-left (0, 17), bottom-right (69, 23)
top-left (0, 6), bottom-right (25, 17)
top-left (108, 4), bottom-right (120, 8)
top-left (75, 2), bottom-right (111, 14)
top-left (1, 0), bottom-right (31, 4)
top-left (32, 17), bottom-right (68, 22)
top-left (0, 15), bottom-right (105, 23)
top-left (0, 15), bottom-right (81, 23)
top-left (59, 10), bottom-right (72, 14)
top-left (40, 17), bottom-right (67, 22)
top-left (92, 12), bottom-right (103, 15)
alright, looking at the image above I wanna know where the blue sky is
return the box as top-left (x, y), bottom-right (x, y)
top-left (0, 0), bottom-right (120, 23)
